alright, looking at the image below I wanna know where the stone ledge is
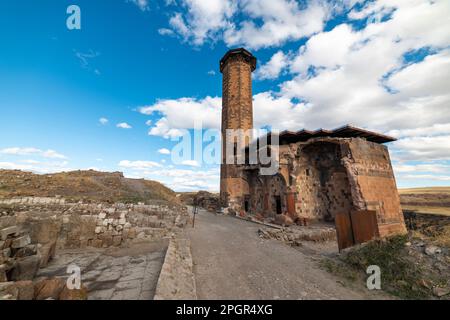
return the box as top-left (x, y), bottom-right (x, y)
top-left (154, 234), bottom-right (197, 300)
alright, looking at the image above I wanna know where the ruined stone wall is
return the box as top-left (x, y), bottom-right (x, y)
top-left (266, 174), bottom-right (287, 216)
top-left (347, 139), bottom-right (407, 237)
top-left (293, 142), bottom-right (353, 221)
top-left (0, 197), bottom-right (188, 285)
top-left (248, 174), bottom-right (264, 214)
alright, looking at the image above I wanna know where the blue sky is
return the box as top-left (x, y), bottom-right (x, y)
top-left (0, 0), bottom-right (449, 191)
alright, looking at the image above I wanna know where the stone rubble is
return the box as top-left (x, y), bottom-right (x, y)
top-left (0, 196), bottom-right (190, 300)
top-left (258, 225), bottom-right (337, 246)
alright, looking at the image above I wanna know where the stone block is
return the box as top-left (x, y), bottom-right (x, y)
top-left (101, 235), bottom-right (113, 247)
top-left (3, 238), bottom-right (12, 249)
top-left (1, 226), bottom-right (18, 240)
top-left (0, 216), bottom-right (17, 230)
top-left (11, 235), bottom-right (31, 249)
top-left (14, 244), bottom-right (37, 258)
top-left (137, 232), bottom-right (145, 239)
top-left (92, 239), bottom-right (103, 248)
top-left (0, 264), bottom-right (7, 282)
top-left (34, 278), bottom-right (66, 300)
top-left (128, 228), bottom-right (137, 239)
top-left (59, 285), bottom-right (88, 300)
top-left (27, 218), bottom-right (61, 245)
top-left (2, 248), bottom-right (11, 258)
top-left (10, 255), bottom-right (41, 281)
top-left (38, 241), bottom-right (56, 268)
top-left (0, 282), bottom-right (19, 300)
top-left (112, 236), bottom-right (122, 247)
top-left (15, 281), bottom-right (34, 300)
top-left (80, 239), bottom-right (88, 249)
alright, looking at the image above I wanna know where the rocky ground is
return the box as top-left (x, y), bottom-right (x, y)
top-left (187, 208), bottom-right (388, 300)
top-left (0, 169), bottom-right (178, 204)
top-left (187, 207), bottom-right (449, 300)
top-left (36, 242), bottom-right (167, 300)
top-left (0, 194), bottom-right (190, 300)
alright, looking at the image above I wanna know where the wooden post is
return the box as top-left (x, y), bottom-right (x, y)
top-left (192, 204), bottom-right (198, 228)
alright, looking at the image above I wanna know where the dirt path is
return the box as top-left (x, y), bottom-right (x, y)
top-left (187, 209), bottom-right (385, 300)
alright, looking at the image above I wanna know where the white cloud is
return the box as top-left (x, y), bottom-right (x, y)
top-left (158, 28), bottom-right (175, 36)
top-left (401, 174), bottom-right (450, 182)
top-left (99, 117), bottom-right (109, 125)
top-left (116, 122), bottom-right (133, 129)
top-left (255, 50), bottom-right (290, 80)
top-left (181, 160), bottom-right (200, 167)
top-left (146, 167), bottom-right (220, 192)
top-left (21, 159), bottom-right (41, 165)
top-left (1, 147), bottom-right (67, 159)
top-left (392, 136), bottom-right (450, 161)
top-left (162, 0), bottom-right (338, 49)
top-left (147, 118), bottom-right (185, 139)
top-left (118, 160), bottom-right (162, 170)
top-left (74, 50), bottom-right (100, 74)
top-left (0, 162), bottom-right (34, 171)
top-left (139, 96), bottom-right (221, 138)
top-left (207, 70), bottom-right (216, 76)
top-left (158, 148), bottom-right (171, 155)
top-left (120, 159), bottom-right (220, 192)
top-left (140, 0), bottom-right (450, 187)
top-left (266, 1), bottom-right (450, 134)
top-left (0, 160), bottom-right (72, 174)
top-left (225, 0), bottom-right (331, 50)
top-left (169, 13), bottom-right (190, 38)
top-left (127, 0), bottom-right (150, 11)
top-left (387, 123), bottom-right (450, 139)
top-left (393, 163), bottom-right (450, 174)
top-left (169, 0), bottom-right (237, 45)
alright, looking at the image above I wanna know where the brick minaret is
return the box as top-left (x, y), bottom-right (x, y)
top-left (219, 48), bottom-right (257, 208)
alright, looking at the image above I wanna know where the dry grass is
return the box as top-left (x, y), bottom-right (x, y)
top-left (399, 187), bottom-right (450, 195)
top-left (0, 169), bottom-right (178, 204)
top-left (402, 206), bottom-right (450, 216)
top-left (399, 187), bottom-right (450, 216)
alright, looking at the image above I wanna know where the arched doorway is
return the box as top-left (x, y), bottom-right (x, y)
top-left (268, 174), bottom-right (287, 216)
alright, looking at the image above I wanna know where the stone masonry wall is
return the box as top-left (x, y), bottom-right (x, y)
top-left (347, 139), bottom-right (407, 237)
top-left (0, 197), bottom-right (188, 287)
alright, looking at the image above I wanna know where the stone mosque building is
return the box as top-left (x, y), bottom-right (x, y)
top-left (219, 48), bottom-right (407, 249)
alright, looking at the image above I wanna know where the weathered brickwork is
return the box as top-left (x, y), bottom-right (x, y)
top-left (220, 49), bottom-right (256, 208)
top-left (219, 48), bottom-right (407, 248)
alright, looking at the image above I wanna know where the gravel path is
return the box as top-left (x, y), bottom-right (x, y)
top-left (188, 209), bottom-right (383, 300)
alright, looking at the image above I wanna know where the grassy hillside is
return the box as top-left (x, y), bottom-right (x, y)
top-left (0, 169), bottom-right (178, 204)
top-left (399, 187), bottom-right (450, 216)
